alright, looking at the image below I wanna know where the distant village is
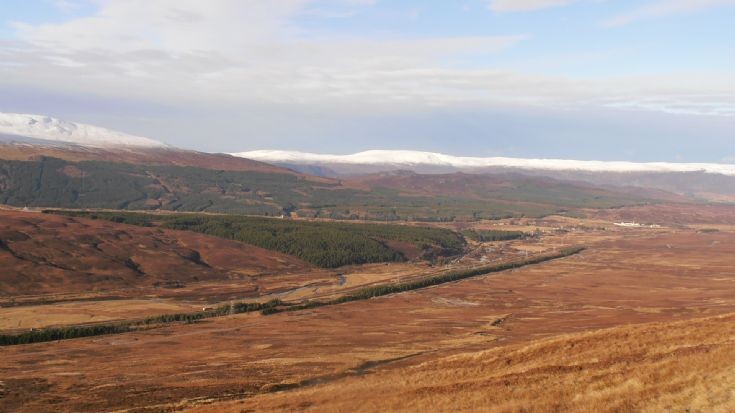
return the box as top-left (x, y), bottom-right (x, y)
top-left (614, 222), bottom-right (662, 228)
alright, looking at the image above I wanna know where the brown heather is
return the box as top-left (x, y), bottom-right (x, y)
top-left (198, 313), bottom-right (735, 413)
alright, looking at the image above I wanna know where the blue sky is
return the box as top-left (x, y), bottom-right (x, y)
top-left (1, 0), bottom-right (734, 162)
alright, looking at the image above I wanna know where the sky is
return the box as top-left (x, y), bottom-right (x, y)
top-left (0, 0), bottom-right (734, 162)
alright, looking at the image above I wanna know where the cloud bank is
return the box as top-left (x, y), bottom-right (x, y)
top-left (0, 0), bottom-right (731, 118)
top-left (604, 0), bottom-right (735, 26)
top-left (488, 0), bottom-right (579, 13)
top-left (0, 0), bottom-right (733, 160)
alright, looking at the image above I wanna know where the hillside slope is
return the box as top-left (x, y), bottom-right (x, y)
top-left (350, 170), bottom-right (683, 207)
top-left (0, 210), bottom-right (311, 296)
top-left (0, 156), bottom-right (339, 214)
top-left (236, 149), bottom-right (735, 202)
top-left (0, 114), bottom-right (678, 219)
top-left (201, 313), bottom-right (735, 413)
top-left (0, 113), bottom-right (165, 148)
top-left (0, 142), bottom-right (302, 175)
top-left (0, 155), bottom-right (658, 219)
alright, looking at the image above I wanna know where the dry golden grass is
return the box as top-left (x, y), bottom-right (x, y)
top-left (0, 209), bottom-right (311, 296)
top-left (0, 299), bottom-right (199, 330)
top-left (197, 313), bottom-right (735, 413)
top-left (3, 209), bottom-right (735, 412)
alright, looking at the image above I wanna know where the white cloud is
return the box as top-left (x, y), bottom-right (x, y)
top-left (14, 0), bottom-right (310, 53)
top-left (604, 0), bottom-right (735, 27)
top-left (1, 0), bottom-right (734, 120)
top-left (340, 0), bottom-right (378, 5)
top-left (51, 0), bottom-right (82, 13)
top-left (488, 0), bottom-right (578, 12)
top-left (1, 1), bottom-right (526, 104)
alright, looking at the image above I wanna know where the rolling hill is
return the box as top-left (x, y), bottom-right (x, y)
top-left (235, 149), bottom-right (735, 176)
top-left (0, 209), bottom-right (311, 296)
top-left (236, 149), bottom-right (735, 203)
top-left (0, 113), bottom-right (679, 220)
top-left (0, 113), bottom-right (166, 148)
top-left (0, 154), bottom-right (658, 220)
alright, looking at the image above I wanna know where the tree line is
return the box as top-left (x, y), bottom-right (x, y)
top-left (0, 299), bottom-right (284, 346)
top-left (46, 211), bottom-right (466, 268)
top-left (265, 246), bottom-right (585, 315)
top-left (1, 246), bottom-right (584, 346)
top-left (462, 229), bottom-right (530, 242)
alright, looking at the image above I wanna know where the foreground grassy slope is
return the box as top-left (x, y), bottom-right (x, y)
top-left (48, 210), bottom-right (466, 267)
top-left (199, 313), bottom-right (735, 413)
top-left (0, 156), bottom-right (651, 220)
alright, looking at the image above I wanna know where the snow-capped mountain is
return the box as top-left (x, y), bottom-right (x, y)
top-left (0, 113), bottom-right (166, 148)
top-left (233, 149), bottom-right (735, 176)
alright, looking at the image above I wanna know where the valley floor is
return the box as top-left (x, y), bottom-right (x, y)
top-left (2, 205), bottom-right (735, 411)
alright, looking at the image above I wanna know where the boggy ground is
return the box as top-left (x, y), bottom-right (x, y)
top-left (2, 226), bottom-right (735, 412)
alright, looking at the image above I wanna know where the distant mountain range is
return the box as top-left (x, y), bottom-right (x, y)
top-left (233, 150), bottom-right (735, 203)
top-left (233, 149), bottom-right (735, 176)
top-left (0, 112), bottom-right (731, 217)
top-left (0, 113), bottom-right (166, 148)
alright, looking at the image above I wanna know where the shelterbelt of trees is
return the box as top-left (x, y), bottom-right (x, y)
top-left (462, 229), bottom-right (531, 242)
top-left (0, 247), bottom-right (584, 346)
top-left (46, 210), bottom-right (466, 268)
top-left (265, 246), bottom-right (585, 314)
top-left (0, 300), bottom-right (284, 346)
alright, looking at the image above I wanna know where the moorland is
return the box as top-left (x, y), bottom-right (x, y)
top-left (1, 144), bottom-right (735, 412)
top-left (2, 200), bottom-right (735, 412)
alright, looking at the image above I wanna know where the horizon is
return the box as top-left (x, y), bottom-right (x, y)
top-left (4, 110), bottom-right (735, 167)
top-left (1, 1), bottom-right (735, 162)
top-left (234, 147), bottom-right (735, 165)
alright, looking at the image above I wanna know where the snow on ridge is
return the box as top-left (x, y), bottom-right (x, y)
top-left (232, 149), bottom-right (735, 176)
top-left (0, 113), bottom-right (166, 148)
